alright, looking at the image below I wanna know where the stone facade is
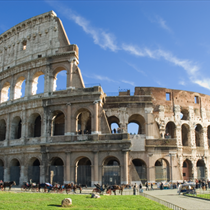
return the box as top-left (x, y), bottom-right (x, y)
top-left (0, 11), bottom-right (209, 186)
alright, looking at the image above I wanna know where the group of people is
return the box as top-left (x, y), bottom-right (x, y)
top-left (112, 128), bottom-right (123, 134)
top-left (132, 182), bottom-right (154, 194)
top-left (77, 129), bottom-right (91, 135)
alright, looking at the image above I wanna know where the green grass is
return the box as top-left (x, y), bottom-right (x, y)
top-left (197, 193), bottom-right (210, 200)
top-left (0, 191), bottom-right (170, 210)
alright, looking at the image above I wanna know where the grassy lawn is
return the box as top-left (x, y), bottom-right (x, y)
top-left (0, 191), bottom-right (170, 210)
top-left (196, 193), bottom-right (210, 200)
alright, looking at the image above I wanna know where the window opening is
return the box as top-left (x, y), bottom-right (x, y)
top-left (166, 92), bottom-right (171, 101)
top-left (194, 96), bottom-right (199, 104)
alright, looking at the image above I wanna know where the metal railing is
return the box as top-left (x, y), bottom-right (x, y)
top-left (140, 192), bottom-right (186, 210)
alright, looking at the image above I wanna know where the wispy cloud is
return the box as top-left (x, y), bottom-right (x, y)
top-left (84, 73), bottom-right (117, 83)
top-left (179, 80), bottom-right (186, 86)
top-left (125, 62), bottom-right (147, 77)
top-left (45, 1), bottom-right (118, 52)
top-left (194, 79), bottom-right (210, 90)
top-left (121, 80), bottom-right (135, 86)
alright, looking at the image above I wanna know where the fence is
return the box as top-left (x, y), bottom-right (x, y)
top-left (140, 192), bottom-right (186, 210)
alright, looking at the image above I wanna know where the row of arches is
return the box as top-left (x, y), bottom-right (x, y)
top-left (0, 157), bottom-right (206, 185)
top-left (1, 69), bottom-right (67, 103)
top-left (0, 108), bottom-right (93, 141)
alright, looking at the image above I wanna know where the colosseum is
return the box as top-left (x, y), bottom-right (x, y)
top-left (0, 11), bottom-right (209, 186)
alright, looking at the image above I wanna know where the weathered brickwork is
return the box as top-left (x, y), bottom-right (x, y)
top-left (0, 11), bottom-right (209, 186)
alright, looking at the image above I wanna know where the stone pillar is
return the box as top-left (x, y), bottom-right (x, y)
top-left (9, 76), bottom-right (14, 101)
top-left (19, 166), bottom-right (27, 186)
top-left (70, 164), bottom-right (74, 183)
top-left (192, 160), bottom-right (197, 180)
top-left (65, 103), bottom-right (74, 135)
top-left (147, 154), bottom-right (155, 183)
top-left (44, 65), bottom-right (54, 95)
top-left (122, 150), bottom-right (128, 184)
top-left (176, 126), bottom-right (182, 147)
top-left (67, 58), bottom-right (78, 89)
top-left (92, 151), bottom-right (99, 186)
top-left (64, 152), bottom-right (71, 184)
top-left (92, 100), bottom-right (100, 134)
top-left (190, 127), bottom-right (196, 148)
top-left (39, 165), bottom-right (45, 183)
top-left (6, 113), bottom-right (10, 146)
top-left (203, 127), bottom-right (208, 149)
top-left (24, 71), bottom-right (31, 98)
top-left (144, 107), bottom-right (154, 139)
top-left (21, 108), bottom-right (27, 143)
top-left (4, 168), bottom-right (9, 182)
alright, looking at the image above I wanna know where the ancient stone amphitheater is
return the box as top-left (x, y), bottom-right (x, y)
top-left (0, 11), bottom-right (209, 186)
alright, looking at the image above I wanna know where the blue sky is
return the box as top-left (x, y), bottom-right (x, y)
top-left (1, 1), bottom-right (210, 96)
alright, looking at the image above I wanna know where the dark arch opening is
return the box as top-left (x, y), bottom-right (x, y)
top-left (128, 114), bottom-right (145, 134)
top-left (182, 159), bottom-right (192, 181)
top-left (102, 157), bottom-right (120, 185)
top-left (0, 159), bottom-right (4, 181)
top-left (76, 109), bottom-right (91, 134)
top-left (76, 157), bottom-right (91, 186)
top-left (0, 119), bottom-right (6, 141)
top-left (165, 122), bottom-right (176, 138)
top-left (28, 158), bottom-right (40, 184)
top-left (182, 124), bottom-right (190, 146)
top-left (10, 159), bottom-right (20, 185)
top-left (49, 157), bottom-right (64, 184)
top-left (11, 117), bottom-right (22, 140)
top-left (197, 159), bottom-right (205, 180)
top-left (195, 124), bottom-right (203, 147)
top-left (131, 159), bottom-right (147, 184)
top-left (52, 112), bottom-right (65, 136)
top-left (180, 109), bottom-right (189, 120)
top-left (155, 159), bottom-right (169, 182)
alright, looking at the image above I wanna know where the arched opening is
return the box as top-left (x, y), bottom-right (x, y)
top-left (195, 124), bottom-right (203, 147)
top-left (155, 158), bottom-right (169, 182)
top-left (197, 159), bottom-right (205, 180)
top-left (182, 124), bottom-right (190, 146)
top-left (108, 116), bottom-right (120, 133)
top-left (51, 111), bottom-right (65, 136)
top-left (102, 157), bottom-right (120, 185)
top-left (182, 159), bottom-right (192, 181)
top-left (28, 158), bottom-right (40, 184)
top-left (10, 159), bottom-right (20, 185)
top-left (31, 72), bottom-right (45, 95)
top-left (180, 109), bottom-right (189, 120)
top-left (0, 119), bottom-right (6, 141)
top-left (53, 69), bottom-right (67, 91)
top-left (14, 77), bottom-right (26, 99)
top-left (75, 157), bottom-right (91, 187)
top-left (28, 114), bottom-right (41, 138)
top-left (165, 122), bottom-right (176, 138)
top-left (131, 159), bottom-right (147, 184)
top-left (128, 114), bottom-right (145, 134)
top-left (49, 157), bottom-right (64, 184)
top-left (76, 109), bottom-right (91, 134)
top-left (1, 82), bottom-right (10, 102)
top-left (207, 126), bottom-right (210, 147)
top-left (11, 116), bottom-right (22, 140)
top-left (0, 159), bottom-right (4, 181)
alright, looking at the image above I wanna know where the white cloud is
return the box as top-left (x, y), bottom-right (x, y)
top-left (45, 1), bottom-right (118, 52)
top-left (125, 62), bottom-right (147, 76)
top-left (84, 73), bottom-right (117, 83)
top-left (194, 79), bottom-right (210, 90)
top-left (155, 16), bottom-right (172, 33)
top-left (121, 80), bottom-right (135, 86)
top-left (179, 80), bottom-right (186, 86)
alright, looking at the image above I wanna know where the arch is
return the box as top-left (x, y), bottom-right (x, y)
top-left (128, 114), bottom-right (145, 134)
top-left (75, 157), bottom-right (91, 186)
top-left (49, 157), bottom-right (64, 184)
top-left (195, 124), bottom-right (203, 147)
top-left (31, 71), bottom-right (45, 95)
top-left (14, 76), bottom-right (26, 99)
top-left (76, 109), bottom-right (91, 134)
top-left (197, 159), bottom-right (205, 180)
top-left (165, 121), bottom-right (176, 138)
top-left (131, 159), bottom-right (147, 184)
top-left (0, 159), bottom-right (4, 181)
top-left (51, 111), bottom-right (65, 136)
top-left (53, 67), bottom-right (67, 91)
top-left (10, 158), bottom-right (20, 185)
top-left (28, 158), bottom-right (40, 184)
top-left (1, 82), bottom-right (10, 103)
top-left (182, 159), bottom-right (192, 181)
top-left (182, 123), bottom-right (190, 146)
top-left (102, 156), bottom-right (121, 185)
top-left (28, 113), bottom-right (42, 138)
top-left (108, 116), bottom-right (120, 133)
top-left (0, 119), bottom-right (6, 141)
top-left (11, 116), bottom-right (22, 139)
top-left (207, 125), bottom-right (210, 147)
top-left (155, 158), bottom-right (169, 182)
top-left (180, 109), bottom-right (189, 120)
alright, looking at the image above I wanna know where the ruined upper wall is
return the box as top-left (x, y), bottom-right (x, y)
top-left (0, 11), bottom-right (71, 71)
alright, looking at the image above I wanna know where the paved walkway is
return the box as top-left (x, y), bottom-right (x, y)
top-left (143, 189), bottom-right (210, 210)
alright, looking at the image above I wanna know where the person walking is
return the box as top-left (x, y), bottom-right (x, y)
top-left (151, 183), bottom-right (154, 190)
top-left (133, 183), bottom-right (137, 195)
top-left (145, 182), bottom-right (149, 191)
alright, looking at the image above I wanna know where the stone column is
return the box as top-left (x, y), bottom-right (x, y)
top-left (176, 126), bottom-right (182, 147)
top-left (9, 76), bottom-right (14, 101)
top-left (44, 65), bottom-right (54, 96)
top-left (6, 113), bottom-right (10, 146)
top-left (67, 58), bottom-right (78, 89)
top-left (92, 151), bottom-right (99, 186)
top-left (39, 165), bottom-right (45, 183)
top-left (147, 154), bottom-right (155, 183)
top-left (4, 168), bottom-right (9, 182)
top-left (144, 107), bottom-right (154, 139)
top-left (65, 103), bottom-right (73, 135)
top-left (70, 163), bottom-right (74, 183)
top-left (64, 152), bottom-right (71, 184)
top-left (203, 127), bottom-right (208, 149)
top-left (122, 150), bottom-right (129, 184)
top-left (19, 166), bottom-right (27, 186)
top-left (92, 100), bottom-right (100, 134)
top-left (190, 127), bottom-right (196, 148)
top-left (24, 71), bottom-right (31, 98)
top-left (192, 160), bottom-right (197, 180)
